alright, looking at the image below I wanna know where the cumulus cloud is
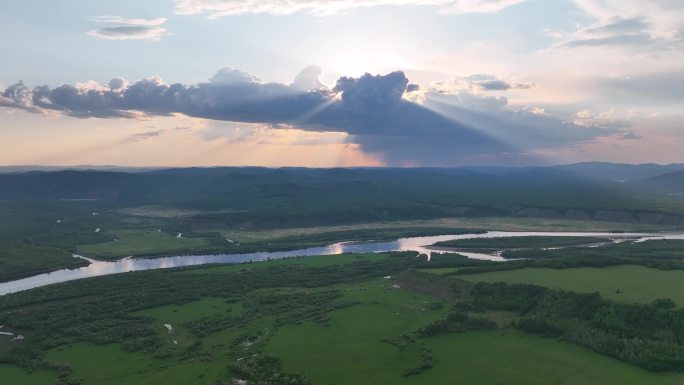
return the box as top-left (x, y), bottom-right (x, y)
top-left (174, 0), bottom-right (526, 18)
top-left (87, 16), bottom-right (168, 41)
top-left (292, 65), bottom-right (325, 91)
top-left (210, 67), bottom-right (261, 84)
top-left (0, 68), bottom-right (615, 165)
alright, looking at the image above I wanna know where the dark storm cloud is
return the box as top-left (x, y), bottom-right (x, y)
top-left (0, 69), bottom-right (614, 165)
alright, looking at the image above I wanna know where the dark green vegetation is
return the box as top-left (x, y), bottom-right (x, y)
top-left (3, 246), bottom-right (684, 384)
top-left (434, 235), bottom-right (610, 250)
top-left (0, 195), bottom-right (482, 280)
top-left (0, 202), bottom-right (115, 281)
top-left (504, 239), bottom-right (684, 260)
top-left (3, 166), bottom-right (684, 220)
top-left (463, 282), bottom-right (684, 371)
top-left (2, 165), bottom-right (684, 281)
top-left (438, 239), bottom-right (684, 277)
top-left (459, 265), bottom-right (684, 307)
top-left (4, 165), bottom-right (684, 383)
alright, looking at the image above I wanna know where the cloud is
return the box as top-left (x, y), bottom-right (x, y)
top-left (557, 2), bottom-right (684, 50)
top-left (554, 16), bottom-right (680, 50)
top-left (210, 67), bottom-right (261, 84)
top-left (571, 0), bottom-right (684, 37)
top-left (174, 0), bottom-right (526, 18)
top-left (620, 131), bottom-right (642, 140)
top-left (90, 16), bottom-right (167, 26)
top-left (127, 130), bottom-right (162, 141)
top-left (439, 0), bottom-right (527, 15)
top-left (87, 16), bottom-right (168, 41)
top-left (431, 74), bottom-right (534, 93)
top-left (0, 68), bottom-right (615, 166)
top-left (292, 65), bottom-right (325, 91)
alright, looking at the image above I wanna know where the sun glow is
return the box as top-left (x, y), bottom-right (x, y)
top-left (321, 47), bottom-right (413, 79)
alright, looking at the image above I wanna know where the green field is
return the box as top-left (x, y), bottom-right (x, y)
top-left (0, 364), bottom-right (58, 385)
top-left (271, 326), bottom-right (684, 385)
top-left (434, 235), bottom-right (611, 250)
top-left (5, 276), bottom-right (684, 385)
top-left (460, 265), bottom-right (684, 306)
top-left (265, 280), bottom-right (684, 385)
top-left (131, 297), bottom-right (244, 324)
top-left (5, 245), bottom-right (684, 384)
top-left (0, 237), bottom-right (86, 282)
top-left (76, 229), bottom-right (209, 259)
top-left (1, 191), bottom-right (678, 280)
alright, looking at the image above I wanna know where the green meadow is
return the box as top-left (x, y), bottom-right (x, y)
top-left (459, 265), bottom-right (684, 307)
top-left (6, 275), bottom-right (684, 385)
top-left (4, 245), bottom-right (684, 385)
top-left (76, 229), bottom-right (209, 259)
top-left (4, 259), bottom-right (684, 384)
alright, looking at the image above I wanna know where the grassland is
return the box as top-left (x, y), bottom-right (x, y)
top-left (3, 250), bottom-right (684, 384)
top-left (0, 237), bottom-right (86, 282)
top-left (5, 272), bottom-right (684, 385)
top-left (433, 235), bottom-right (611, 250)
top-left (270, 325), bottom-right (684, 385)
top-left (6, 167), bottom-right (684, 383)
top-left (1, 193), bottom-right (679, 282)
top-left (0, 364), bottom-right (58, 385)
top-left (217, 216), bottom-right (669, 242)
top-left (503, 239), bottom-right (684, 260)
top-left (76, 229), bottom-right (209, 259)
top-left (459, 265), bottom-right (684, 307)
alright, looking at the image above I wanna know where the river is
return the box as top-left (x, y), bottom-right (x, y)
top-left (2, 231), bottom-right (684, 296)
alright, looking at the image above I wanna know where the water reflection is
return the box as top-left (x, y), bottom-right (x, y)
top-left (2, 231), bottom-right (683, 296)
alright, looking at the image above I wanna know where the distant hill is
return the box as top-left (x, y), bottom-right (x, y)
top-left (3, 165), bottom-right (684, 227)
top-left (463, 162), bottom-right (684, 182)
top-left (0, 165), bottom-right (162, 173)
top-left (649, 171), bottom-right (684, 186)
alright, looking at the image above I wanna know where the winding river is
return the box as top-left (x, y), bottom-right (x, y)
top-left (2, 231), bottom-right (684, 296)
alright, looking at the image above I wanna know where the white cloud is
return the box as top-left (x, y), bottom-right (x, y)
top-left (572, 0), bottom-right (684, 38)
top-left (87, 16), bottom-right (168, 41)
top-left (558, 1), bottom-right (684, 50)
top-left (427, 74), bottom-right (533, 95)
top-left (174, 0), bottom-right (526, 18)
top-left (90, 16), bottom-right (167, 26)
top-left (210, 68), bottom-right (262, 84)
top-left (439, 0), bottom-right (527, 15)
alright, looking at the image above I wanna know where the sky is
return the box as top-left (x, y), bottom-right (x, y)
top-left (0, 0), bottom-right (683, 167)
